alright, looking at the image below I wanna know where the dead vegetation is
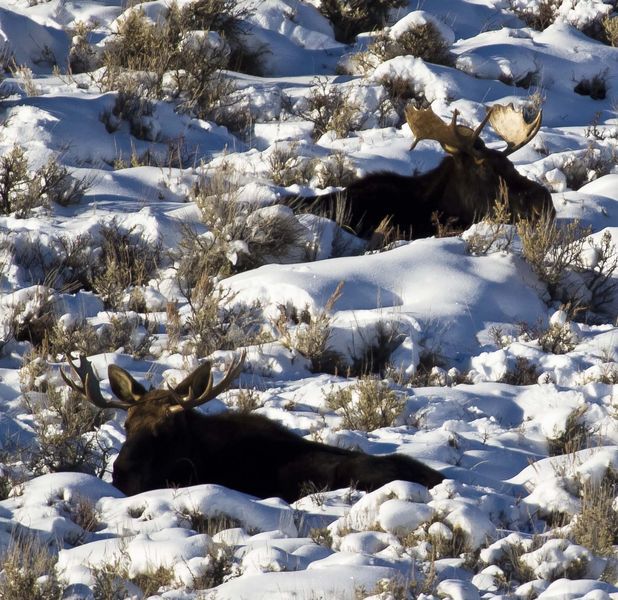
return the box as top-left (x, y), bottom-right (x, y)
top-left (570, 471), bottom-right (618, 556)
top-left (517, 216), bottom-right (617, 321)
top-left (350, 20), bottom-right (453, 73)
top-left (318, 0), bottom-right (407, 43)
top-left (0, 535), bottom-right (65, 600)
top-left (0, 146), bottom-right (88, 217)
top-left (325, 375), bottom-right (405, 431)
top-left (287, 78), bottom-right (365, 141)
top-left (21, 379), bottom-right (110, 477)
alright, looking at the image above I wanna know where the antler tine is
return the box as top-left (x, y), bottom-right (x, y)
top-left (488, 103), bottom-right (542, 156)
top-left (170, 350), bottom-right (247, 412)
top-left (61, 354), bottom-right (134, 410)
top-left (207, 349), bottom-right (247, 399)
top-left (466, 109), bottom-right (493, 147)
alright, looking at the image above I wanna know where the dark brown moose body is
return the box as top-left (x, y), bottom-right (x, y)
top-left (295, 103), bottom-right (555, 240)
top-left (62, 354), bottom-right (444, 501)
top-left (113, 410), bottom-right (443, 501)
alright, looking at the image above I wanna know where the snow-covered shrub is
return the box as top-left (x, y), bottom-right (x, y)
top-left (4, 287), bottom-right (57, 348)
top-left (267, 143), bottom-right (315, 187)
top-left (183, 283), bottom-right (264, 357)
top-left (68, 21), bottom-right (99, 74)
top-left (274, 282), bottom-right (344, 374)
top-left (509, 0), bottom-right (561, 31)
top-left (519, 218), bottom-right (618, 320)
top-left (0, 146), bottom-right (87, 217)
top-left (352, 19), bottom-right (453, 73)
top-left (325, 375), bottom-right (405, 431)
top-left (517, 216), bottom-right (590, 299)
top-left (547, 405), bottom-right (590, 456)
top-left (228, 387), bottom-right (262, 413)
top-left (510, 0), bottom-right (613, 37)
top-left (373, 74), bottom-right (428, 126)
top-left (538, 321), bottom-right (578, 354)
top-left (465, 187), bottom-right (515, 255)
top-left (348, 319), bottom-right (407, 376)
top-left (560, 145), bottom-right (615, 190)
top-left (602, 14), bottom-right (618, 45)
top-left (191, 542), bottom-right (238, 590)
top-left (100, 2), bottom-right (249, 128)
top-left (10, 64), bottom-right (39, 97)
top-left (518, 538), bottom-right (592, 581)
top-left (93, 555), bottom-right (174, 599)
top-left (101, 88), bottom-right (157, 141)
top-left (35, 156), bottom-right (90, 207)
top-left (312, 151), bottom-right (357, 189)
top-left (499, 356), bottom-right (541, 385)
top-left (288, 78), bottom-right (365, 140)
top-left (190, 179), bottom-right (310, 273)
top-left (65, 495), bottom-right (101, 538)
top-left (0, 534), bottom-right (66, 599)
top-left (91, 561), bottom-right (130, 600)
top-left (21, 382), bottom-right (110, 477)
top-left (178, 508), bottom-right (241, 536)
top-left (92, 219), bottom-right (162, 309)
top-left (571, 473), bottom-right (618, 557)
top-left (319, 0), bottom-right (406, 43)
top-left (43, 319), bottom-right (101, 360)
top-left (131, 566), bottom-right (175, 597)
top-left (480, 533), bottom-right (540, 586)
top-left (573, 71), bottom-right (608, 100)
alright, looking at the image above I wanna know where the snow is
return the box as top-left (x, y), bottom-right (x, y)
top-left (0, 0), bottom-right (616, 598)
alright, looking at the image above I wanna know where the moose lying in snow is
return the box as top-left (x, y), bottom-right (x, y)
top-left (294, 103), bottom-right (555, 240)
top-left (62, 354), bottom-right (444, 501)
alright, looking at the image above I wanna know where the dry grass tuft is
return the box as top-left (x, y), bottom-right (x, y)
top-left (325, 375), bottom-right (405, 431)
top-left (274, 282), bottom-right (344, 374)
top-left (547, 405), bottom-right (590, 457)
top-left (571, 471), bottom-right (618, 556)
top-left (0, 535), bottom-right (65, 600)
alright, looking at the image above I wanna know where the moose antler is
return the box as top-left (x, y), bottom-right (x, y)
top-left (61, 354), bottom-right (135, 410)
top-left (405, 105), bottom-right (492, 154)
top-left (168, 350), bottom-right (247, 412)
top-left (488, 103), bottom-right (542, 156)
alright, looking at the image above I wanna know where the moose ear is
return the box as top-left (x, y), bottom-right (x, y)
top-left (108, 365), bottom-right (148, 403)
top-left (173, 362), bottom-right (213, 398)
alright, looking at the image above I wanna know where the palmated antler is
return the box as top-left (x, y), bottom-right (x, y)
top-left (168, 350), bottom-right (246, 412)
top-left (61, 354), bottom-right (135, 410)
top-left (405, 105), bottom-right (492, 154)
top-left (488, 103), bottom-right (542, 156)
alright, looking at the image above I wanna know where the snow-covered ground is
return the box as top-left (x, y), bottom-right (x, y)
top-left (0, 0), bottom-right (617, 598)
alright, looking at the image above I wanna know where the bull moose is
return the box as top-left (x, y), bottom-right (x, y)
top-left (295, 103), bottom-right (555, 240)
top-left (62, 353), bottom-right (444, 501)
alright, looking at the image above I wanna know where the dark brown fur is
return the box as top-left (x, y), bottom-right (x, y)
top-left (293, 140), bottom-right (554, 240)
top-left (110, 390), bottom-right (443, 501)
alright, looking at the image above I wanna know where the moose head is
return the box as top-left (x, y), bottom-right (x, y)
top-left (62, 353), bottom-right (444, 500)
top-left (61, 353), bottom-right (246, 495)
top-left (296, 103), bottom-right (554, 240)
